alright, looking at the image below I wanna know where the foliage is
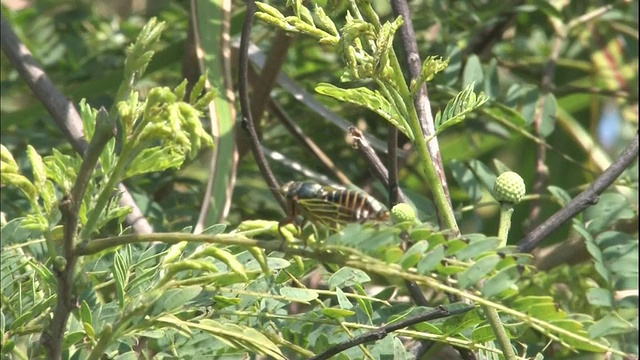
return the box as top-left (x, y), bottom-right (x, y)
top-left (1, 0), bottom-right (637, 359)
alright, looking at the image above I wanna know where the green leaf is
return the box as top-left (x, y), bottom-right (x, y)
top-left (113, 249), bottom-right (130, 310)
top-left (445, 238), bottom-right (469, 256)
top-left (433, 82), bottom-right (489, 136)
top-left (483, 58), bottom-right (500, 100)
top-left (410, 56), bottom-right (450, 95)
top-left (442, 308), bottom-right (482, 335)
top-left (279, 287), bottom-right (318, 303)
top-left (442, 46), bottom-right (462, 86)
top-left (200, 247), bottom-right (248, 281)
top-left (482, 265), bottom-right (521, 298)
top-left (505, 84), bottom-right (538, 125)
top-left (328, 267), bottom-right (371, 288)
top-left (450, 160), bottom-right (490, 203)
top-left (417, 244), bottom-right (445, 274)
top-left (80, 300), bottom-right (93, 326)
top-left (547, 185), bottom-right (572, 206)
top-left (400, 240), bottom-right (429, 269)
top-left (212, 296), bottom-right (241, 310)
top-left (393, 336), bottom-right (408, 360)
top-left (463, 54), bottom-right (484, 90)
top-left (539, 93), bottom-right (557, 137)
top-left (482, 102), bottom-right (527, 127)
top-left (63, 331), bottom-right (86, 350)
top-left (454, 237), bottom-right (501, 261)
top-left (589, 312), bottom-right (635, 337)
top-left (315, 83), bottom-right (413, 141)
top-left (124, 146), bottom-right (185, 178)
top-left (201, 224), bottom-right (227, 235)
top-left (435, 263), bottom-right (466, 276)
top-left (1, 173), bottom-right (37, 205)
top-left (472, 324), bottom-right (497, 342)
top-left (151, 286), bottom-right (202, 315)
top-left (256, 2), bottom-right (286, 21)
top-left (26, 145), bottom-right (46, 190)
top-left (584, 193), bottom-right (635, 234)
top-left (322, 308), bottom-right (355, 319)
top-left (1, 144), bottom-right (18, 173)
top-left (587, 288), bottom-right (614, 308)
top-left (313, 5), bottom-right (338, 36)
top-left (335, 287), bottom-right (353, 310)
top-left (458, 254), bottom-right (501, 289)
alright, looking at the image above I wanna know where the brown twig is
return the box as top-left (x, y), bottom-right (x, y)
top-left (348, 127), bottom-right (391, 190)
top-left (309, 305), bottom-right (474, 360)
top-left (238, 0), bottom-right (286, 211)
top-left (0, 13), bottom-right (153, 235)
top-left (519, 133), bottom-right (639, 253)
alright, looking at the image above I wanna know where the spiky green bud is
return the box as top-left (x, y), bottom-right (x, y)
top-left (494, 171), bottom-right (526, 204)
top-left (391, 203), bottom-right (417, 229)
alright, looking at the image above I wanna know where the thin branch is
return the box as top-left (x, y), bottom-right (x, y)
top-left (42, 109), bottom-right (116, 360)
top-left (348, 126), bottom-right (391, 190)
top-left (309, 305), bottom-right (474, 360)
top-left (387, 126), bottom-right (401, 206)
top-left (237, 30), bottom-right (293, 160)
top-left (348, 126), bottom-right (431, 310)
top-left (238, 0), bottom-right (286, 211)
top-left (527, 13), bottom-right (566, 230)
top-left (268, 99), bottom-right (352, 185)
top-left (249, 30), bottom-right (292, 128)
top-left (390, 0), bottom-right (455, 232)
top-left (241, 41), bottom-right (397, 155)
top-left (0, 13), bottom-right (153, 235)
top-left (518, 133), bottom-right (639, 253)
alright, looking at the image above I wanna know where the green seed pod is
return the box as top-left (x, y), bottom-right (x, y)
top-left (391, 203), bottom-right (417, 229)
top-left (494, 171), bottom-right (526, 204)
top-left (53, 255), bottom-right (67, 272)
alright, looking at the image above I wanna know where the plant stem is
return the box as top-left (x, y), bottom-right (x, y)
top-left (483, 305), bottom-right (518, 360)
top-left (497, 203), bottom-right (514, 247)
top-left (79, 142), bottom-right (134, 240)
top-left (42, 109), bottom-right (115, 360)
top-left (388, 51), bottom-right (459, 234)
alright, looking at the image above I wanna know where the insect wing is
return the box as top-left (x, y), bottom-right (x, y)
top-left (296, 197), bottom-right (353, 229)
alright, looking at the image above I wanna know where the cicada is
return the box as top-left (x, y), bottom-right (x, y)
top-left (278, 181), bottom-right (389, 235)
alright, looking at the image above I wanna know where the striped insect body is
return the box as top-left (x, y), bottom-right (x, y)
top-left (279, 181), bottom-right (389, 234)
